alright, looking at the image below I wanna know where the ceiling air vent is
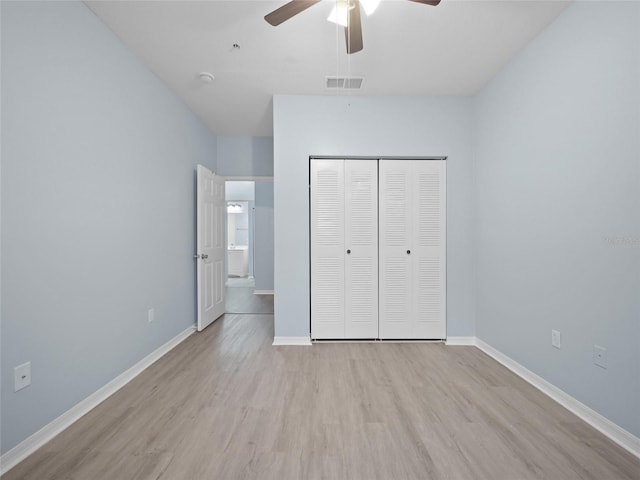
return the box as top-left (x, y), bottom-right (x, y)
top-left (325, 76), bottom-right (364, 90)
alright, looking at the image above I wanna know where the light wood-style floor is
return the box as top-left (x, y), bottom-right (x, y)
top-left (4, 313), bottom-right (639, 480)
top-left (225, 286), bottom-right (274, 314)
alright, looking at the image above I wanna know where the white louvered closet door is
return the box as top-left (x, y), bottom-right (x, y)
top-left (412, 161), bottom-right (446, 339)
top-left (311, 160), bottom-right (345, 339)
top-left (344, 160), bottom-right (378, 338)
top-left (379, 160), bottom-right (446, 339)
top-left (378, 160), bottom-right (413, 339)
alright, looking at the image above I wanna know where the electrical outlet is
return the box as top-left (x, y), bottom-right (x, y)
top-left (14, 362), bottom-right (31, 392)
top-left (551, 330), bottom-right (562, 349)
top-left (148, 308), bottom-right (155, 323)
top-left (594, 345), bottom-right (607, 369)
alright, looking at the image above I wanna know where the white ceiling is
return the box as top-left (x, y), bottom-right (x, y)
top-left (86, 0), bottom-right (570, 136)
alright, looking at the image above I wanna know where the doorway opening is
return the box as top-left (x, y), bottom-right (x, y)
top-left (225, 181), bottom-right (255, 287)
top-left (225, 180), bottom-right (274, 314)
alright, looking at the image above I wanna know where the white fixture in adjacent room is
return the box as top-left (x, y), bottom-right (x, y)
top-left (225, 183), bottom-right (255, 280)
top-left (227, 203), bottom-right (244, 213)
top-left (228, 246), bottom-right (249, 277)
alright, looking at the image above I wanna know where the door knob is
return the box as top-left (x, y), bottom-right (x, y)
top-left (406, 250), bottom-right (411, 255)
top-left (201, 254), bottom-right (209, 259)
top-left (346, 249), bottom-right (351, 254)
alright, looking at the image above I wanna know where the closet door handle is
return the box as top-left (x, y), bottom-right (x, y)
top-left (346, 249), bottom-right (351, 254)
top-left (406, 250), bottom-right (411, 255)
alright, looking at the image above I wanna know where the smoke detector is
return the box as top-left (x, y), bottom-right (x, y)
top-left (198, 72), bottom-right (215, 84)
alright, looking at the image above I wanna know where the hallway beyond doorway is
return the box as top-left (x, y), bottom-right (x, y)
top-left (225, 277), bottom-right (273, 315)
top-left (226, 277), bottom-right (255, 288)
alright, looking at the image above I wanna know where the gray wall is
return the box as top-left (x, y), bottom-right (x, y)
top-left (1, 1), bottom-right (217, 454)
top-left (473, 1), bottom-right (640, 436)
top-left (254, 182), bottom-right (274, 291)
top-left (225, 181), bottom-right (255, 201)
top-left (217, 136), bottom-right (274, 177)
top-left (273, 96), bottom-right (475, 338)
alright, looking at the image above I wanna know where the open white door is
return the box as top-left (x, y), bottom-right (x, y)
top-left (196, 164), bottom-right (225, 331)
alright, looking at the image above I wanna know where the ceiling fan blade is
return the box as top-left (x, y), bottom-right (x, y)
top-left (407, 0), bottom-right (441, 5)
top-left (345, 0), bottom-right (363, 54)
top-left (264, 0), bottom-right (323, 26)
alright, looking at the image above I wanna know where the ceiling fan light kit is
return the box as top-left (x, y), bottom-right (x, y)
top-left (265, 0), bottom-right (441, 54)
top-left (359, 0), bottom-right (382, 16)
top-left (327, 1), bottom-right (352, 27)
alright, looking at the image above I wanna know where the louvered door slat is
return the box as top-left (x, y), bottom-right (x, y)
top-left (379, 159), bottom-right (446, 339)
top-left (311, 160), bottom-right (345, 339)
top-left (345, 160), bottom-right (378, 338)
top-left (413, 161), bottom-right (446, 339)
top-left (379, 160), bottom-right (414, 339)
top-left (383, 172), bottom-right (409, 246)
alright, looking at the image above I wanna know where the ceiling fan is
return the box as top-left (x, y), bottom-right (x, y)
top-left (264, 0), bottom-right (441, 54)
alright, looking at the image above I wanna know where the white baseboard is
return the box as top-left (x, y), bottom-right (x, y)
top-left (445, 336), bottom-right (477, 346)
top-left (0, 325), bottom-right (196, 476)
top-left (475, 337), bottom-right (640, 459)
top-left (253, 290), bottom-right (274, 295)
top-left (272, 336), bottom-right (312, 346)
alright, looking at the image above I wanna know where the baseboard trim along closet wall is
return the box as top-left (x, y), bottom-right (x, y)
top-left (254, 290), bottom-right (274, 295)
top-left (474, 338), bottom-right (640, 459)
top-left (272, 336), bottom-right (313, 346)
top-left (0, 326), bottom-right (196, 476)
top-left (444, 336), bottom-right (476, 346)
